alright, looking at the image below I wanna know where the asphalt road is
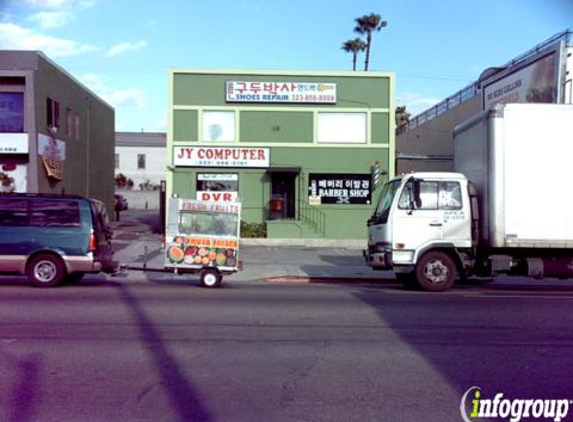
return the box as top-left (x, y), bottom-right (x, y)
top-left (0, 277), bottom-right (572, 422)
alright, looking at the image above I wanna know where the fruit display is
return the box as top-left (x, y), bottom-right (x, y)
top-left (165, 236), bottom-right (237, 268)
top-left (167, 245), bottom-right (185, 263)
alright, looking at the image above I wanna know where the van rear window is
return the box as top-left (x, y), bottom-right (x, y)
top-left (31, 200), bottom-right (81, 227)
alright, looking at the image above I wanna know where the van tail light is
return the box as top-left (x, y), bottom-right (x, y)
top-left (89, 233), bottom-right (97, 252)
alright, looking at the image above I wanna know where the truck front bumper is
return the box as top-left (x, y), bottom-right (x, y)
top-left (363, 244), bottom-right (393, 270)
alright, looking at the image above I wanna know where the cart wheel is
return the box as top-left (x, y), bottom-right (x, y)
top-left (200, 269), bottom-right (222, 288)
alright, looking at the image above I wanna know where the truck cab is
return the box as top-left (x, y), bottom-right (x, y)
top-left (365, 172), bottom-right (475, 291)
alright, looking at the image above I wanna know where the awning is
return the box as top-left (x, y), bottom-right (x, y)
top-left (266, 167), bottom-right (301, 174)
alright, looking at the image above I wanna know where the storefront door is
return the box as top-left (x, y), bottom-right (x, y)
top-left (270, 172), bottom-right (296, 219)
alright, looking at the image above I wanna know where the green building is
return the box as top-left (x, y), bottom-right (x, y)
top-left (168, 69), bottom-right (394, 239)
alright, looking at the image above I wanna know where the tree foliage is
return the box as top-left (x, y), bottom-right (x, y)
top-left (354, 13), bottom-right (388, 71)
top-left (395, 106), bottom-right (411, 132)
top-left (341, 38), bottom-right (366, 71)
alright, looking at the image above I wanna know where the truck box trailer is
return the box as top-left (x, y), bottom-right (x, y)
top-left (364, 103), bottom-right (573, 291)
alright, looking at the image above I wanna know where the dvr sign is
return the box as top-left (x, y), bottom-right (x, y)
top-left (196, 191), bottom-right (238, 203)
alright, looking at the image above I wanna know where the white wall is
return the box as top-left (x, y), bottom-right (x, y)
top-left (115, 145), bottom-right (166, 189)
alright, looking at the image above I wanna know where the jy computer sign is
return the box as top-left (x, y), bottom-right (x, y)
top-left (226, 81), bottom-right (336, 103)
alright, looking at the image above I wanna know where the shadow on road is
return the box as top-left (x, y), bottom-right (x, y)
top-left (116, 284), bottom-right (212, 422)
top-left (0, 350), bottom-right (42, 422)
top-left (353, 284), bottom-right (573, 405)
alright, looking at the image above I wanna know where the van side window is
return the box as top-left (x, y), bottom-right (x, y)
top-left (31, 200), bottom-right (80, 227)
top-left (0, 198), bottom-right (28, 226)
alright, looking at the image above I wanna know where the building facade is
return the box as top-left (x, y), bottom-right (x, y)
top-left (0, 51), bottom-right (115, 212)
top-left (396, 29), bottom-right (572, 173)
top-left (168, 69), bottom-right (395, 239)
top-left (115, 131), bottom-right (166, 189)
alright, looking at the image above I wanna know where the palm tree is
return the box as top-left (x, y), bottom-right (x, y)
top-left (341, 38), bottom-right (366, 71)
top-left (354, 13), bottom-right (388, 71)
top-left (395, 106), bottom-right (411, 133)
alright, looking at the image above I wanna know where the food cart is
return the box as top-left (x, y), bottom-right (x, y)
top-left (163, 198), bottom-right (241, 287)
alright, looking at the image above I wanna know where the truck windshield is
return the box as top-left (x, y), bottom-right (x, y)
top-left (373, 180), bottom-right (401, 224)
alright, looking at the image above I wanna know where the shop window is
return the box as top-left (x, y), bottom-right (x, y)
top-left (202, 111), bottom-right (235, 142)
top-left (47, 97), bottom-right (60, 132)
top-left (196, 173), bottom-right (238, 191)
top-left (317, 112), bottom-right (366, 144)
top-left (137, 154), bottom-right (146, 169)
top-left (196, 173), bottom-right (239, 202)
top-left (0, 92), bottom-right (24, 132)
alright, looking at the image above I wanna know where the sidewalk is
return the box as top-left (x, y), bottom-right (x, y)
top-left (110, 210), bottom-right (397, 284)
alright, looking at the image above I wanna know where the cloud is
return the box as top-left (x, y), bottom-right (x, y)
top-left (20, 0), bottom-right (94, 9)
top-left (105, 40), bottom-right (147, 57)
top-left (107, 88), bottom-right (147, 107)
top-left (396, 92), bottom-right (442, 116)
top-left (80, 73), bottom-right (147, 109)
top-left (0, 22), bottom-right (99, 57)
top-left (28, 10), bottom-right (74, 28)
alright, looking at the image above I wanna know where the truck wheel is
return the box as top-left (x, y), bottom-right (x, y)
top-left (27, 253), bottom-right (65, 288)
top-left (395, 272), bottom-right (418, 289)
top-left (415, 251), bottom-right (457, 292)
top-left (200, 269), bottom-right (222, 288)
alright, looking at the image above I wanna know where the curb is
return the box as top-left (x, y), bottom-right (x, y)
top-left (241, 238), bottom-right (366, 249)
top-left (266, 276), bottom-right (397, 284)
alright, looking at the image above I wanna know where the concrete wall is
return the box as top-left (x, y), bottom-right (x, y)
top-left (396, 95), bottom-right (481, 173)
top-left (33, 54), bottom-right (115, 213)
top-left (117, 190), bottom-right (160, 210)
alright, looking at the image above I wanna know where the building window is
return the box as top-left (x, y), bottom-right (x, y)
top-left (0, 92), bottom-right (24, 132)
top-left (137, 154), bottom-right (146, 169)
top-left (74, 112), bottom-right (80, 140)
top-left (196, 173), bottom-right (239, 202)
top-left (46, 98), bottom-right (60, 132)
top-left (317, 112), bottom-right (366, 144)
top-left (115, 154), bottom-right (120, 169)
top-left (202, 111), bottom-right (235, 142)
top-left (65, 108), bottom-right (73, 137)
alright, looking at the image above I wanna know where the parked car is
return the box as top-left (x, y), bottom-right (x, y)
top-left (114, 193), bottom-right (128, 211)
top-left (0, 193), bottom-right (116, 287)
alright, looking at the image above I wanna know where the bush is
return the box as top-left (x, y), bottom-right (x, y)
top-left (115, 173), bottom-right (134, 189)
top-left (240, 221), bottom-right (267, 238)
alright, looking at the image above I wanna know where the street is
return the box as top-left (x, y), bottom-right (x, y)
top-left (1, 274), bottom-right (572, 422)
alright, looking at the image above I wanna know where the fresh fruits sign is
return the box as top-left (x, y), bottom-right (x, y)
top-left (166, 235), bottom-right (238, 268)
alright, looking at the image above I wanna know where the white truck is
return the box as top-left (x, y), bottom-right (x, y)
top-left (364, 103), bottom-right (573, 291)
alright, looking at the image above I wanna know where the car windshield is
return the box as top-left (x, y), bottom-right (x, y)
top-left (373, 179), bottom-right (401, 224)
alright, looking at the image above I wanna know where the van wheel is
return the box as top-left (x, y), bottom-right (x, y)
top-left (200, 269), bottom-right (222, 288)
top-left (415, 251), bottom-right (457, 292)
top-left (27, 254), bottom-right (65, 288)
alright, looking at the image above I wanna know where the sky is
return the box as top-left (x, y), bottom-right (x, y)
top-left (0, 0), bottom-right (571, 132)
